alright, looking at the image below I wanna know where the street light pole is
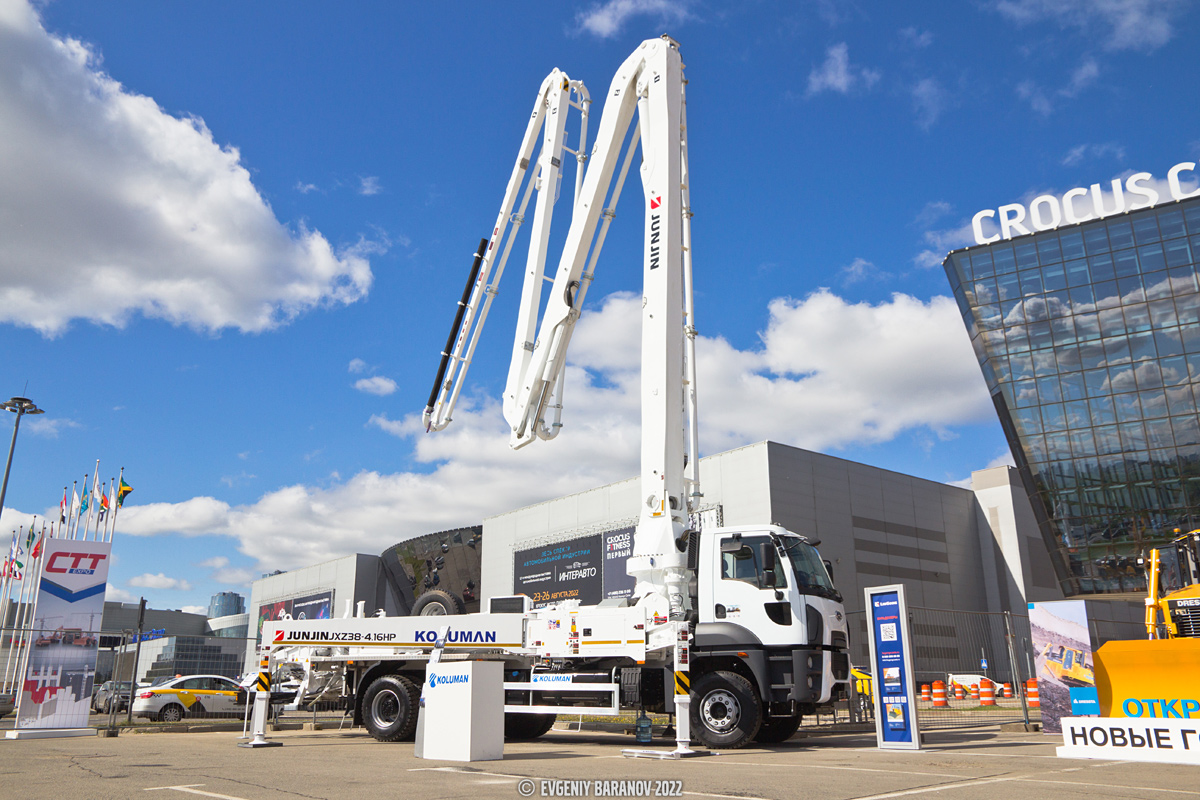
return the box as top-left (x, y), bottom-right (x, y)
top-left (0, 397), bottom-right (45, 522)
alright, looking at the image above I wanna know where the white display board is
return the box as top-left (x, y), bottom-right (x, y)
top-left (417, 661), bottom-right (504, 762)
top-left (1058, 717), bottom-right (1200, 766)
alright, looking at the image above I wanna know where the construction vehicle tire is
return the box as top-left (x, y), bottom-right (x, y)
top-left (362, 674), bottom-right (419, 742)
top-left (504, 712), bottom-right (556, 740)
top-left (690, 670), bottom-right (761, 749)
top-left (753, 713), bottom-right (801, 744)
top-left (412, 589), bottom-right (465, 616)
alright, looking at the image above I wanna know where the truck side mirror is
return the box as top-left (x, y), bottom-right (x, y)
top-left (761, 543), bottom-right (777, 588)
top-left (824, 559), bottom-right (834, 581)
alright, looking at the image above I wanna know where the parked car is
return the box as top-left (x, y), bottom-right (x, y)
top-left (0, 691), bottom-right (15, 720)
top-left (91, 681), bottom-right (139, 714)
top-left (132, 675), bottom-right (243, 722)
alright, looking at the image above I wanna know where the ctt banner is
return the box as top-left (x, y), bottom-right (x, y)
top-left (16, 539), bottom-right (111, 731)
top-left (865, 584), bottom-right (921, 750)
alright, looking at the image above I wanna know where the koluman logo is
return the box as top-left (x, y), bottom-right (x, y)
top-left (428, 673), bottom-right (470, 688)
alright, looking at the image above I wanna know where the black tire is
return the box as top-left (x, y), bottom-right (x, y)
top-left (753, 714), bottom-right (801, 744)
top-left (411, 589), bottom-right (465, 617)
top-left (361, 675), bottom-right (419, 742)
top-left (158, 704), bottom-right (185, 723)
top-left (504, 712), bottom-right (556, 740)
top-left (690, 670), bottom-right (761, 749)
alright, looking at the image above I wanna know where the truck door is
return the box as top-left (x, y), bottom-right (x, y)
top-left (711, 535), bottom-right (795, 645)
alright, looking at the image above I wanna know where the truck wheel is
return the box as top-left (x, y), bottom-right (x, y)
top-left (504, 712), bottom-right (556, 740)
top-left (690, 670), bottom-right (760, 749)
top-left (362, 674), bottom-right (419, 742)
top-left (411, 590), bottom-right (465, 616)
top-left (753, 714), bottom-right (800, 744)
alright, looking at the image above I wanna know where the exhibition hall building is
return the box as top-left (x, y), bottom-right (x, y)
top-left (945, 172), bottom-right (1200, 597)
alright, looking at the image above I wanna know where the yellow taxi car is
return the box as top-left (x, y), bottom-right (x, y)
top-left (132, 675), bottom-right (243, 722)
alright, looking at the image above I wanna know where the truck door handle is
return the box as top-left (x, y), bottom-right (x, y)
top-left (715, 604), bottom-right (726, 619)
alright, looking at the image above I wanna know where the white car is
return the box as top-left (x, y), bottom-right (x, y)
top-left (132, 675), bottom-right (244, 722)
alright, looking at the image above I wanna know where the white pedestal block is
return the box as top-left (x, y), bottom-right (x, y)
top-left (417, 661), bottom-right (504, 762)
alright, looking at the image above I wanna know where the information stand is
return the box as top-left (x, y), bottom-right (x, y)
top-left (864, 584), bottom-right (921, 750)
top-left (416, 660), bottom-right (504, 762)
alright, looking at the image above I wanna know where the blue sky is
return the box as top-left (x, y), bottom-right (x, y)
top-left (1, 0), bottom-right (1196, 614)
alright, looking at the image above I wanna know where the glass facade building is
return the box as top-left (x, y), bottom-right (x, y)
top-left (207, 591), bottom-right (245, 619)
top-left (945, 196), bottom-right (1200, 596)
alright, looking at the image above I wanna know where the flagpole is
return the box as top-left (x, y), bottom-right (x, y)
top-left (109, 468), bottom-right (128, 545)
top-left (68, 481), bottom-right (79, 540)
top-left (104, 478), bottom-right (115, 542)
top-left (3, 523), bottom-right (35, 694)
top-left (82, 462), bottom-right (98, 541)
top-left (12, 521), bottom-right (50, 713)
top-left (0, 533), bottom-right (13, 691)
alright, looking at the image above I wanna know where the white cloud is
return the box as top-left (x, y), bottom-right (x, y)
top-left (180, 605), bottom-right (206, 615)
top-left (899, 27), bottom-right (934, 48)
top-left (116, 289), bottom-right (993, 571)
top-left (197, 556), bottom-right (229, 569)
top-left (128, 572), bottom-right (193, 591)
top-left (348, 358), bottom-right (368, 374)
top-left (1061, 58), bottom-right (1099, 96)
top-left (0, 2), bottom-right (374, 337)
top-left (24, 416), bottom-right (82, 438)
top-left (212, 567), bottom-right (255, 585)
top-left (838, 257), bottom-right (891, 287)
top-left (358, 176), bottom-right (381, 196)
top-left (1016, 80), bottom-right (1053, 116)
top-left (911, 78), bottom-right (944, 130)
top-left (294, 181), bottom-right (317, 194)
top-left (914, 219), bottom-right (978, 268)
top-left (220, 471), bottom-right (257, 488)
top-left (807, 44), bottom-right (881, 96)
top-left (576, 0), bottom-right (691, 38)
top-left (1061, 142), bottom-right (1126, 166)
top-left (106, 585), bottom-right (138, 603)
top-left (993, 0), bottom-right (1186, 51)
top-left (354, 376), bottom-right (398, 396)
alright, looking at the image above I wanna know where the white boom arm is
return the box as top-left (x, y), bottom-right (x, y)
top-left (426, 37), bottom-right (701, 616)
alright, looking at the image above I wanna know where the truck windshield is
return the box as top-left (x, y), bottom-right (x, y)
top-left (780, 537), bottom-right (840, 602)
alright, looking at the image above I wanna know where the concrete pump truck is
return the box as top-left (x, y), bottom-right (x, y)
top-left (259, 36), bottom-right (850, 751)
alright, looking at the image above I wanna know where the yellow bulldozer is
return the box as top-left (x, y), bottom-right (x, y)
top-left (1093, 529), bottom-right (1200, 718)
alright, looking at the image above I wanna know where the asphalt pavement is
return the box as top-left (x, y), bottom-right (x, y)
top-left (0, 724), bottom-right (1193, 800)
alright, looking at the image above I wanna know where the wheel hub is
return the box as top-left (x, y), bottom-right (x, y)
top-left (701, 689), bottom-right (740, 732)
top-left (420, 604), bottom-right (447, 616)
top-left (371, 689), bottom-right (400, 726)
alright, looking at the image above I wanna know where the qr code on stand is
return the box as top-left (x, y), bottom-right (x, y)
top-left (880, 622), bottom-right (898, 641)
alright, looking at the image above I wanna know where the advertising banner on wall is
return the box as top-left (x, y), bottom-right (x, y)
top-left (864, 584), bottom-right (921, 750)
top-left (1029, 600), bottom-right (1095, 734)
top-left (16, 539), bottom-right (110, 731)
top-left (257, 591), bottom-right (334, 642)
top-left (514, 534), bottom-right (604, 607)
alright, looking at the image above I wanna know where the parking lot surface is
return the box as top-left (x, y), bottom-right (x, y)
top-left (0, 726), bottom-right (1194, 800)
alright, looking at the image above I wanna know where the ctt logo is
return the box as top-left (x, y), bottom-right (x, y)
top-left (427, 673), bottom-right (470, 689)
top-left (46, 552), bottom-right (107, 575)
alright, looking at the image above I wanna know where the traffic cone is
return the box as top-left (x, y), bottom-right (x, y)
top-left (920, 684), bottom-right (931, 702)
top-left (1026, 679), bottom-right (1040, 708)
top-left (1002, 682), bottom-right (1013, 699)
top-left (953, 683), bottom-right (965, 700)
top-left (980, 678), bottom-right (996, 706)
top-left (970, 684), bottom-right (980, 700)
top-left (931, 680), bottom-right (948, 707)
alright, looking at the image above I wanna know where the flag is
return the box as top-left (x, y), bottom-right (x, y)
top-left (118, 478), bottom-right (133, 507)
top-left (60, 495), bottom-right (67, 524)
top-left (80, 487), bottom-right (89, 513)
top-left (71, 488), bottom-right (81, 516)
top-left (30, 533), bottom-right (43, 559)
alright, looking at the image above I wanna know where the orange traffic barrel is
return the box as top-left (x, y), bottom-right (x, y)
top-left (1002, 682), bottom-right (1013, 699)
top-left (970, 683), bottom-right (980, 700)
top-left (953, 683), bottom-right (965, 700)
top-left (931, 680), bottom-right (948, 707)
top-left (1026, 679), bottom-right (1040, 708)
top-left (920, 684), bottom-right (931, 702)
top-left (980, 678), bottom-right (996, 706)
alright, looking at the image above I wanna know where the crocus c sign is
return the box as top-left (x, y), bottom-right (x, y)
top-left (972, 161), bottom-right (1200, 245)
